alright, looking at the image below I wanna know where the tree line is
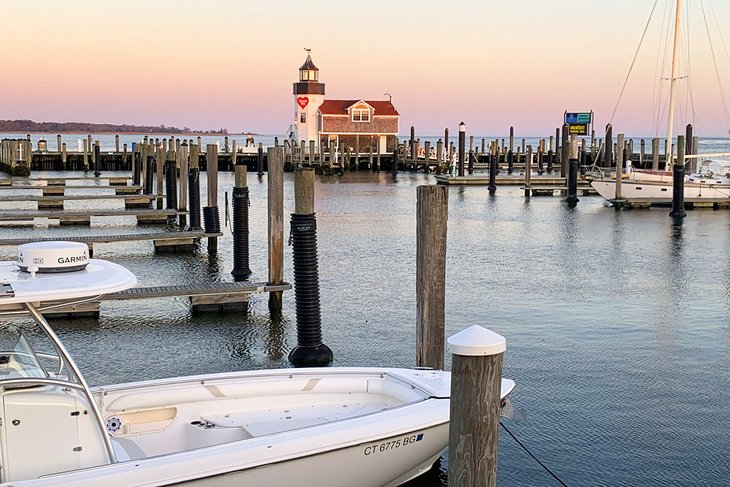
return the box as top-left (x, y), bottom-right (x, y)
top-left (0, 119), bottom-right (228, 135)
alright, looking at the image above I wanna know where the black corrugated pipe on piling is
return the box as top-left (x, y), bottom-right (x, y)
top-left (507, 150), bottom-right (514, 174)
top-left (488, 151), bottom-right (497, 195)
top-left (547, 150), bottom-right (553, 173)
top-left (289, 167), bottom-right (333, 367)
top-left (203, 207), bottom-right (221, 235)
top-left (144, 156), bottom-right (154, 195)
top-left (93, 143), bottom-right (101, 177)
top-left (458, 122), bottom-right (466, 177)
top-left (566, 134), bottom-right (580, 207)
top-left (670, 136), bottom-right (687, 218)
top-left (231, 164), bottom-right (252, 280)
top-left (257, 143), bottom-right (264, 178)
top-left (188, 168), bottom-right (202, 230)
top-left (133, 152), bottom-right (141, 186)
top-left (165, 160), bottom-right (178, 210)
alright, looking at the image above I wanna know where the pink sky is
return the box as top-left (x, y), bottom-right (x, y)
top-left (1, 0), bottom-right (729, 137)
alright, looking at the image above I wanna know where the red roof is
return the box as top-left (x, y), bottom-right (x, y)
top-left (318, 100), bottom-right (399, 116)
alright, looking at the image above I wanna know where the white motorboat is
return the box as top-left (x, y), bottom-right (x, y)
top-left (0, 241), bottom-right (515, 486)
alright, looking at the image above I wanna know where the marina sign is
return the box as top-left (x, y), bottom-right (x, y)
top-left (568, 123), bottom-right (589, 135)
top-left (564, 112), bottom-right (592, 124)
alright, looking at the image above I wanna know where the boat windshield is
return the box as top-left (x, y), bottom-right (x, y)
top-left (0, 326), bottom-right (48, 380)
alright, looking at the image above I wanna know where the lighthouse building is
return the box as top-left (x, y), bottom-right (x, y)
top-left (289, 53), bottom-right (399, 154)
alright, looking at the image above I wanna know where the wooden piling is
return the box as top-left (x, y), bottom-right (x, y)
top-left (524, 145), bottom-right (532, 196)
top-left (57, 135), bottom-right (62, 152)
top-left (447, 325), bottom-right (506, 487)
top-left (268, 147), bottom-right (285, 312)
top-left (458, 122), bottom-right (466, 177)
top-left (179, 142), bottom-right (189, 227)
top-left (652, 137), bottom-right (660, 170)
top-left (416, 184), bottom-right (448, 370)
top-left (156, 144), bottom-right (164, 210)
top-left (670, 136), bottom-right (687, 218)
top-left (615, 134), bottom-right (624, 203)
top-left (61, 143), bottom-right (67, 170)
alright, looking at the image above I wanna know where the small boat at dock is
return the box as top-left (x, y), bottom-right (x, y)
top-left (0, 241), bottom-right (515, 486)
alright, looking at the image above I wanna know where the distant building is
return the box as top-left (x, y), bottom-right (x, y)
top-left (289, 53), bottom-right (399, 154)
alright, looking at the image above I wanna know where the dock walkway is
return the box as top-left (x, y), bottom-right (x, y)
top-left (0, 208), bottom-right (179, 224)
top-left (0, 231), bottom-right (220, 253)
top-left (44, 281), bottom-right (292, 316)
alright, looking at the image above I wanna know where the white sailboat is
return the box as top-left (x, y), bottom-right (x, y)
top-left (591, 0), bottom-right (730, 205)
top-left (0, 241), bottom-right (515, 486)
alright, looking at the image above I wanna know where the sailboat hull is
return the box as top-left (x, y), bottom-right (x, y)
top-left (591, 179), bottom-right (730, 204)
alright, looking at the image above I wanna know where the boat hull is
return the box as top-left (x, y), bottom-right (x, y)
top-left (590, 179), bottom-right (730, 204)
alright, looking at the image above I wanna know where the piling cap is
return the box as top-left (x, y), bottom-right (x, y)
top-left (447, 325), bottom-right (506, 356)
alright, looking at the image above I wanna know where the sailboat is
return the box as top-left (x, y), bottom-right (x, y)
top-left (0, 241), bottom-right (515, 486)
top-left (591, 0), bottom-right (730, 205)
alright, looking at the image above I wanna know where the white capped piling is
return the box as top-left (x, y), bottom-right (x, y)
top-left (670, 136), bottom-right (687, 218)
top-left (448, 325), bottom-right (506, 487)
top-left (268, 147), bottom-right (285, 312)
top-left (416, 184), bottom-right (448, 370)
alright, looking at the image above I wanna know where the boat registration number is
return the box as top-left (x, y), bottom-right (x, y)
top-left (363, 433), bottom-right (424, 456)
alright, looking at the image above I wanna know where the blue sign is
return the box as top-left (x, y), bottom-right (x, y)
top-left (565, 112), bottom-right (592, 124)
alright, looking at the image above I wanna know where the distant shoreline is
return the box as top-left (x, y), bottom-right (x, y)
top-left (1, 131), bottom-right (259, 136)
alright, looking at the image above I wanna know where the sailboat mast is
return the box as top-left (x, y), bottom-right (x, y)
top-left (665, 0), bottom-right (682, 171)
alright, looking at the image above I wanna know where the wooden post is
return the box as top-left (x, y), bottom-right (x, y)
top-left (652, 137), bottom-right (660, 170)
top-left (458, 122), bottom-right (466, 177)
top-left (61, 143), bottom-right (67, 170)
top-left (416, 185), bottom-right (448, 370)
top-left (268, 147), bottom-right (284, 312)
top-left (444, 128), bottom-right (449, 162)
top-left (231, 139), bottom-right (237, 169)
top-left (670, 135), bottom-right (687, 218)
top-left (640, 139), bottom-right (645, 167)
top-left (436, 140), bottom-right (444, 170)
top-left (376, 137), bottom-right (382, 171)
top-left (115, 135), bottom-right (120, 153)
top-left (205, 144), bottom-right (220, 250)
top-left (156, 144), bottom-right (164, 209)
top-left (83, 139), bottom-right (89, 172)
top-left (447, 325), bottom-right (506, 487)
top-left (615, 133), bottom-right (624, 203)
top-left (524, 145), bottom-right (532, 197)
top-left (179, 141), bottom-right (189, 227)
top-left (561, 123), bottom-right (569, 176)
top-left (56, 135), bottom-right (62, 153)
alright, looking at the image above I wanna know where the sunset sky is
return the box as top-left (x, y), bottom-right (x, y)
top-left (2, 0), bottom-right (729, 137)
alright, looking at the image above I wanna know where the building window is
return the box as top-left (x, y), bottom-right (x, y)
top-left (352, 108), bottom-right (370, 122)
top-left (300, 112), bottom-right (307, 123)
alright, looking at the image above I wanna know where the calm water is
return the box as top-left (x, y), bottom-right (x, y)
top-left (1, 169), bottom-right (729, 486)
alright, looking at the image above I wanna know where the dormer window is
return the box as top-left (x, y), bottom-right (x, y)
top-left (352, 107), bottom-right (370, 122)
